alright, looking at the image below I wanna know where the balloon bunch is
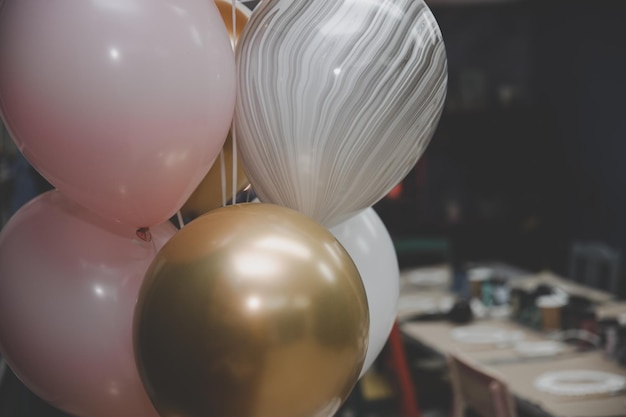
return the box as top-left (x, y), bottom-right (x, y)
top-left (0, 0), bottom-right (446, 417)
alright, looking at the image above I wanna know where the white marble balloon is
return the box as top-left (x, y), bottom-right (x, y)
top-left (235, 0), bottom-right (447, 227)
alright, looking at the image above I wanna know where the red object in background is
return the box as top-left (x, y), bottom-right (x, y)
top-left (385, 157), bottom-right (428, 201)
top-left (387, 183), bottom-right (404, 200)
top-left (385, 323), bottom-right (422, 417)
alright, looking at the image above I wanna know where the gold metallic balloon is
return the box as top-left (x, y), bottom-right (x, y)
top-left (134, 203), bottom-right (369, 417)
top-left (214, 0), bottom-right (251, 43)
top-left (181, 1), bottom-right (251, 218)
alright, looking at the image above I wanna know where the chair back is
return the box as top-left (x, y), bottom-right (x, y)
top-left (448, 352), bottom-right (517, 417)
top-left (569, 241), bottom-right (621, 294)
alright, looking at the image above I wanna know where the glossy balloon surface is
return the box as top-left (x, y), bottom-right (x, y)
top-left (235, 0), bottom-right (447, 226)
top-left (135, 203), bottom-right (369, 417)
top-left (331, 208), bottom-right (399, 376)
top-left (182, 1), bottom-right (251, 217)
top-left (0, 191), bottom-right (176, 417)
top-left (0, 0), bottom-right (236, 227)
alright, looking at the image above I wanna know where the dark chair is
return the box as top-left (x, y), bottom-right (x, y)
top-left (568, 241), bottom-right (621, 294)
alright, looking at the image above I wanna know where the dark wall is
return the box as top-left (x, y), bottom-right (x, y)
top-left (376, 0), bottom-right (626, 287)
top-left (535, 1), bottom-right (626, 248)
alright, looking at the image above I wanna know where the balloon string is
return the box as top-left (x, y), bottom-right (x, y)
top-left (232, 0), bottom-right (237, 50)
top-left (176, 210), bottom-right (185, 229)
top-left (231, 0), bottom-right (238, 205)
top-left (219, 149), bottom-right (227, 207)
top-left (231, 128), bottom-right (238, 205)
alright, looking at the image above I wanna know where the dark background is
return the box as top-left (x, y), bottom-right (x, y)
top-left (375, 0), bottom-right (626, 296)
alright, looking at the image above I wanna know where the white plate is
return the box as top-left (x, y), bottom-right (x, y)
top-left (451, 325), bottom-right (524, 345)
top-left (534, 370), bottom-right (626, 396)
top-left (398, 294), bottom-right (454, 313)
top-left (401, 268), bottom-right (449, 287)
top-left (397, 295), bottom-right (437, 312)
top-left (514, 341), bottom-right (565, 357)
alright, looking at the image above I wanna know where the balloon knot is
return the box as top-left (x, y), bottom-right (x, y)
top-left (136, 227), bottom-right (153, 242)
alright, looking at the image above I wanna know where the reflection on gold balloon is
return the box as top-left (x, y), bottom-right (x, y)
top-left (181, 1), bottom-right (251, 218)
top-left (134, 203), bottom-right (369, 417)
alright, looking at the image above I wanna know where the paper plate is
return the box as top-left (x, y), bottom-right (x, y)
top-left (451, 325), bottom-right (524, 345)
top-left (514, 341), bottom-right (565, 357)
top-left (534, 370), bottom-right (626, 397)
top-left (398, 294), bottom-right (454, 314)
top-left (398, 295), bottom-right (437, 311)
top-left (402, 268), bottom-right (449, 287)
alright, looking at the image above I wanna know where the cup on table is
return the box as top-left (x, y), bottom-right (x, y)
top-left (536, 295), bottom-right (568, 331)
top-left (468, 268), bottom-right (491, 300)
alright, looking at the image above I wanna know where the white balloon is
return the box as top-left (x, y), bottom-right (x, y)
top-left (330, 208), bottom-right (399, 377)
top-left (235, 0), bottom-right (447, 227)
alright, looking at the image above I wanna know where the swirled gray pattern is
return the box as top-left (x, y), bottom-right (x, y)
top-left (235, 0), bottom-right (447, 227)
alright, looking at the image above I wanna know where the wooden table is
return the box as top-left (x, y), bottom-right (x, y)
top-left (397, 266), bottom-right (625, 416)
top-left (494, 351), bottom-right (626, 417)
top-left (401, 320), bottom-right (626, 417)
top-left (401, 319), bottom-right (574, 364)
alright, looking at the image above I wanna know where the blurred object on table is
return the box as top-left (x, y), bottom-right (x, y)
top-left (448, 299), bottom-right (474, 324)
top-left (536, 293), bottom-right (568, 332)
top-left (400, 265), bottom-right (452, 291)
top-left (398, 265), bottom-right (455, 322)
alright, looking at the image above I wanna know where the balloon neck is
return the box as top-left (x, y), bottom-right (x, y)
top-left (136, 227), bottom-right (153, 242)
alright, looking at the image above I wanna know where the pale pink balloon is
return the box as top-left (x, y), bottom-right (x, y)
top-left (0, 190), bottom-right (177, 417)
top-left (0, 0), bottom-right (236, 227)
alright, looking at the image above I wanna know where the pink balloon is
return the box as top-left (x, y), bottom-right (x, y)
top-left (0, 190), bottom-right (177, 417)
top-left (0, 0), bottom-right (236, 227)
